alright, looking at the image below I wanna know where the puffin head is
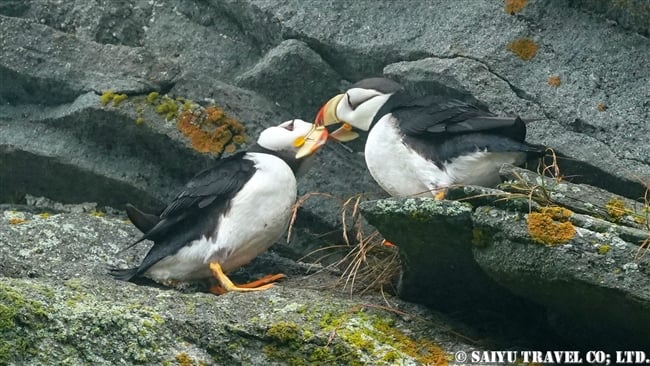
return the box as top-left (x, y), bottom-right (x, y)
top-left (296, 77), bottom-right (403, 158)
top-left (258, 119), bottom-right (327, 159)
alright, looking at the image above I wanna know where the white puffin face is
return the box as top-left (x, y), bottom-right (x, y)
top-left (336, 88), bottom-right (393, 131)
top-left (257, 119), bottom-right (315, 153)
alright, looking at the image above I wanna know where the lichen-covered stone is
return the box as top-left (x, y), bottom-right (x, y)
top-left (0, 206), bottom-right (479, 365)
top-left (360, 168), bottom-right (650, 349)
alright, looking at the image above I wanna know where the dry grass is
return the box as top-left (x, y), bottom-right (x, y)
top-left (287, 192), bottom-right (401, 299)
top-left (286, 150), bottom-right (650, 295)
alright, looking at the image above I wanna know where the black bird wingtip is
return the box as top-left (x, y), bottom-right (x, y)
top-left (108, 266), bottom-right (140, 281)
top-left (125, 203), bottom-right (160, 234)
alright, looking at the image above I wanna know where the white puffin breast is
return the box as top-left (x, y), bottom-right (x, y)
top-left (144, 152), bottom-right (297, 282)
top-left (364, 115), bottom-right (446, 197)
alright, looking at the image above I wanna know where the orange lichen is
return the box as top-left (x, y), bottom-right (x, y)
top-left (606, 197), bottom-right (630, 221)
top-left (548, 75), bottom-right (561, 87)
top-left (205, 106), bottom-right (224, 123)
top-left (504, 0), bottom-right (528, 14)
top-left (507, 38), bottom-right (538, 61)
top-left (175, 352), bottom-right (192, 366)
top-left (224, 143), bottom-right (237, 153)
top-left (527, 206), bottom-right (575, 246)
top-left (8, 218), bottom-right (27, 225)
top-left (597, 103), bottom-right (607, 112)
top-left (176, 105), bottom-right (247, 154)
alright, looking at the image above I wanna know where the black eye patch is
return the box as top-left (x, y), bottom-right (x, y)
top-left (346, 92), bottom-right (375, 111)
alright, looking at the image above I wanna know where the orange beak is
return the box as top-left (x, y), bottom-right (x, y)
top-left (295, 126), bottom-right (328, 159)
top-left (296, 94), bottom-right (361, 159)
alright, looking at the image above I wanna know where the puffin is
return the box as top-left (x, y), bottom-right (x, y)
top-left (297, 77), bottom-right (546, 198)
top-left (111, 119), bottom-right (328, 293)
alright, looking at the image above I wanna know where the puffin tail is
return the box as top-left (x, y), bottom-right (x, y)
top-left (108, 267), bottom-right (140, 281)
top-left (125, 203), bottom-right (160, 234)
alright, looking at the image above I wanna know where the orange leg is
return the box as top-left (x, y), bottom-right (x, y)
top-left (236, 273), bottom-right (286, 288)
top-left (208, 262), bottom-right (285, 295)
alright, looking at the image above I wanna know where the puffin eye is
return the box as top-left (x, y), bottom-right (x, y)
top-left (283, 120), bottom-right (295, 131)
top-left (346, 89), bottom-right (378, 111)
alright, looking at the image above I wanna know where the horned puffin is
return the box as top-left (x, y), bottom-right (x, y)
top-left (111, 119), bottom-right (327, 293)
top-left (298, 77), bottom-right (545, 198)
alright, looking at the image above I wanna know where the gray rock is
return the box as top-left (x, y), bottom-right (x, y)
top-left (360, 165), bottom-right (650, 349)
top-left (568, 0), bottom-right (650, 36)
top-left (0, 207), bottom-right (481, 365)
top-left (359, 197), bottom-right (562, 348)
top-left (249, 0), bottom-right (650, 197)
top-left (2, 0), bottom-right (650, 355)
top-left (0, 15), bottom-right (178, 105)
top-left (236, 39), bottom-right (346, 120)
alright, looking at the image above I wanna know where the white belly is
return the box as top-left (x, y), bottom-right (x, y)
top-left (364, 115), bottom-right (526, 197)
top-left (365, 116), bottom-right (447, 197)
top-left (144, 152), bottom-right (297, 282)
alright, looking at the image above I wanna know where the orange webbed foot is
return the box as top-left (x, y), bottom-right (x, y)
top-left (209, 262), bottom-right (285, 294)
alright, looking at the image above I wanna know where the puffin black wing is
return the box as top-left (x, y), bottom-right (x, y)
top-left (111, 152), bottom-right (257, 281)
top-left (390, 94), bottom-right (526, 141)
top-left (387, 93), bottom-right (544, 165)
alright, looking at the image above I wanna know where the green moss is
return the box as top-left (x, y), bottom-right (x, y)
top-left (264, 306), bottom-right (448, 365)
top-left (266, 321), bottom-right (301, 344)
top-left (100, 90), bottom-right (115, 106)
top-left (0, 282), bottom-right (50, 364)
top-left (155, 96), bottom-right (179, 120)
top-left (112, 93), bottom-right (128, 106)
top-left (472, 227), bottom-right (489, 247)
top-left (146, 92), bottom-right (160, 104)
top-left (597, 244), bottom-right (611, 255)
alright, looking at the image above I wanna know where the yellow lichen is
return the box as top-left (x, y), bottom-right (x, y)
top-left (527, 206), bottom-right (575, 246)
top-left (372, 317), bottom-right (447, 366)
top-left (597, 244), bottom-right (611, 255)
top-left (232, 134), bottom-right (247, 144)
top-left (90, 210), bottom-right (105, 218)
top-left (155, 96), bottom-right (179, 120)
top-left (224, 143), bottom-right (237, 154)
top-left (38, 212), bottom-right (51, 219)
top-left (135, 117), bottom-right (144, 125)
top-left (504, 0), bottom-right (528, 14)
top-left (606, 197), bottom-right (630, 221)
top-left (548, 75), bottom-right (561, 87)
top-left (100, 90), bottom-right (115, 106)
top-left (8, 218), bottom-right (27, 225)
top-left (507, 38), bottom-right (538, 61)
top-left (112, 93), bottom-right (128, 106)
top-left (175, 352), bottom-right (192, 366)
top-left (146, 92), bottom-right (159, 105)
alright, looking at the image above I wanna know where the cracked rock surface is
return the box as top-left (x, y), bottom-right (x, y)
top-left (1, 0), bottom-right (649, 362)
